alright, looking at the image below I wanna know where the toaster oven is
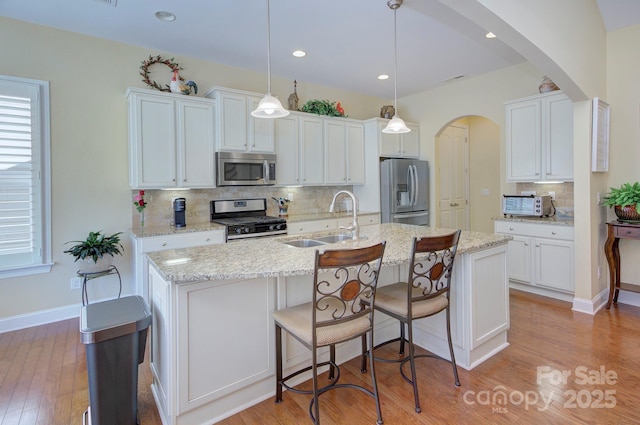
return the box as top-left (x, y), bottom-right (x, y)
top-left (502, 195), bottom-right (553, 217)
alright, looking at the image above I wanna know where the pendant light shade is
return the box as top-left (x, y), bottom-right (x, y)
top-left (382, 0), bottom-right (410, 134)
top-left (252, 0), bottom-right (289, 119)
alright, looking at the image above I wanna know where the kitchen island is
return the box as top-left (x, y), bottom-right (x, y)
top-left (146, 223), bottom-right (510, 425)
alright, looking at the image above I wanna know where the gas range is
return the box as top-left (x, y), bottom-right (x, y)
top-left (210, 198), bottom-right (287, 241)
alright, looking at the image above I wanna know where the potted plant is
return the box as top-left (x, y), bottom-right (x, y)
top-left (64, 231), bottom-right (124, 273)
top-left (603, 182), bottom-right (640, 222)
top-left (299, 99), bottom-right (346, 117)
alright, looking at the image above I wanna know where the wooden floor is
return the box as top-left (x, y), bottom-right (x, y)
top-left (1, 290), bottom-right (639, 425)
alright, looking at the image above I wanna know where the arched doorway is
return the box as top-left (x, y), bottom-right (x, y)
top-left (435, 116), bottom-right (501, 233)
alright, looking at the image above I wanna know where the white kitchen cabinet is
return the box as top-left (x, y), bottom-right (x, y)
top-left (505, 91), bottom-right (573, 182)
top-left (494, 220), bottom-right (574, 297)
top-left (131, 229), bottom-right (225, 302)
top-left (274, 114), bottom-right (299, 185)
top-left (206, 87), bottom-right (275, 153)
top-left (128, 88), bottom-right (216, 189)
top-left (363, 118), bottom-right (420, 158)
top-left (324, 118), bottom-right (365, 185)
top-left (299, 114), bottom-right (324, 185)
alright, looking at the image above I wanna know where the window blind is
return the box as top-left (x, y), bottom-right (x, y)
top-left (0, 92), bottom-right (35, 257)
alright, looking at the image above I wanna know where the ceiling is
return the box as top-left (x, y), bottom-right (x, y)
top-left (1, 0), bottom-right (638, 99)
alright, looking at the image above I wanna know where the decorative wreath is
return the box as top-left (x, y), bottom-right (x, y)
top-left (139, 55), bottom-right (184, 92)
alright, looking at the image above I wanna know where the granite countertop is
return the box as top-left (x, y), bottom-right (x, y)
top-left (493, 215), bottom-right (574, 226)
top-left (129, 222), bottom-right (226, 238)
top-left (130, 211), bottom-right (380, 238)
top-left (284, 210), bottom-right (379, 223)
top-left (147, 222), bottom-right (511, 283)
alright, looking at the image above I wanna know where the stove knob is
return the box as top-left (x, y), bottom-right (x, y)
top-left (235, 228), bottom-right (242, 234)
top-left (269, 224), bottom-right (276, 230)
top-left (243, 227), bottom-right (250, 233)
top-left (276, 224), bottom-right (283, 230)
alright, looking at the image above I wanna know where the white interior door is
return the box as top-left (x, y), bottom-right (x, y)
top-left (438, 124), bottom-right (469, 230)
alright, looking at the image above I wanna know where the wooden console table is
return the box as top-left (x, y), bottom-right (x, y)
top-left (604, 221), bottom-right (640, 309)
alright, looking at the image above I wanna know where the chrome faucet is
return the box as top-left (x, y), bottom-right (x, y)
top-left (329, 190), bottom-right (359, 240)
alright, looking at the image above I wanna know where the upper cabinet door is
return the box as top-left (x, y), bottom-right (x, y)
top-left (179, 101), bottom-right (216, 188)
top-left (299, 115), bottom-right (324, 185)
top-left (274, 114), bottom-right (299, 185)
top-left (129, 92), bottom-right (177, 188)
top-left (506, 98), bottom-right (542, 181)
top-left (544, 94), bottom-right (573, 181)
top-left (217, 92), bottom-right (247, 151)
top-left (324, 119), bottom-right (347, 184)
top-left (248, 96), bottom-right (276, 153)
top-left (346, 122), bottom-right (365, 184)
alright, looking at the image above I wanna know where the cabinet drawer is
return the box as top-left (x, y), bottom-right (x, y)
top-left (357, 214), bottom-right (381, 227)
top-left (615, 225), bottom-right (640, 239)
top-left (139, 230), bottom-right (225, 253)
top-left (494, 221), bottom-right (573, 240)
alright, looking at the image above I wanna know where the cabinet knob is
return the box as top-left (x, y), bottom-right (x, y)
top-left (536, 243), bottom-right (540, 247)
top-left (162, 242), bottom-right (167, 247)
top-left (551, 231), bottom-right (556, 235)
top-left (535, 172), bottom-right (540, 176)
top-left (509, 227), bottom-right (514, 231)
top-left (524, 243), bottom-right (529, 246)
top-left (206, 238), bottom-right (210, 241)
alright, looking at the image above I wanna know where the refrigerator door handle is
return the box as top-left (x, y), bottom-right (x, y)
top-left (412, 164), bottom-right (419, 206)
top-left (408, 164), bottom-right (415, 206)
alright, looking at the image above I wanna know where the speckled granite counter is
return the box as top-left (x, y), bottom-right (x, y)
top-left (494, 215), bottom-right (574, 226)
top-left (130, 221), bottom-right (225, 238)
top-left (285, 210), bottom-right (379, 223)
top-left (147, 222), bottom-right (510, 283)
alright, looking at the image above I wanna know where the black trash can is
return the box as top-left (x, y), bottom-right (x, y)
top-left (80, 295), bottom-right (152, 425)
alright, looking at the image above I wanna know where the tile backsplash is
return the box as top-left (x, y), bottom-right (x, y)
top-left (515, 182), bottom-right (574, 215)
top-left (132, 186), bottom-right (354, 227)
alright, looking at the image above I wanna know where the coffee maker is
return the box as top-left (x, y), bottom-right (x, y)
top-left (173, 198), bottom-right (186, 228)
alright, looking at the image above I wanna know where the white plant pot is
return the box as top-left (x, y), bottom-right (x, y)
top-left (78, 255), bottom-right (114, 274)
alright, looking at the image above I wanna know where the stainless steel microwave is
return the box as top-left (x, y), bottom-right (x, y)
top-left (216, 152), bottom-right (277, 186)
top-left (502, 195), bottom-right (553, 217)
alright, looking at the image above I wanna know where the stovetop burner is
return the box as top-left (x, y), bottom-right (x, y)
top-left (210, 198), bottom-right (287, 240)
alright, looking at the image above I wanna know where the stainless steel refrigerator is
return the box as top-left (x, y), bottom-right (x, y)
top-left (380, 158), bottom-right (429, 225)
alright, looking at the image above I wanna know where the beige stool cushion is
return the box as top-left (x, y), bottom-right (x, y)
top-left (274, 302), bottom-right (371, 347)
top-left (375, 282), bottom-right (448, 319)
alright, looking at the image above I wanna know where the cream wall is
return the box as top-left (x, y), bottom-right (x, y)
top-left (0, 17), bottom-right (386, 323)
top-left (401, 61), bottom-right (541, 228)
top-left (606, 24), bottom-right (640, 288)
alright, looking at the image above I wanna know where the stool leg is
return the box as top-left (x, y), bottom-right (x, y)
top-left (446, 306), bottom-right (460, 386)
top-left (367, 329), bottom-right (384, 425)
top-left (312, 346), bottom-right (320, 424)
top-left (275, 324), bottom-right (283, 403)
top-left (360, 333), bottom-right (368, 373)
top-left (407, 322), bottom-right (421, 413)
top-left (329, 345), bottom-right (336, 380)
top-left (399, 322), bottom-right (405, 356)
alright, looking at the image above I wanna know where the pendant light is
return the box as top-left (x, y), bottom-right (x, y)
top-left (251, 0), bottom-right (290, 118)
top-left (382, 0), bottom-right (411, 134)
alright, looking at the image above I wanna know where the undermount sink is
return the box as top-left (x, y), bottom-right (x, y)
top-left (313, 234), bottom-right (354, 244)
top-left (281, 239), bottom-right (327, 248)
top-left (281, 234), bottom-right (366, 248)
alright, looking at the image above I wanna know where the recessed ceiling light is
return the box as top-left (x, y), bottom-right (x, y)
top-left (155, 11), bottom-right (176, 22)
top-left (485, 32), bottom-right (496, 39)
top-left (378, 74), bottom-right (390, 80)
top-left (292, 50), bottom-right (306, 58)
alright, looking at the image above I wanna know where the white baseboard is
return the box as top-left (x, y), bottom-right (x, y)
top-left (572, 287), bottom-right (640, 315)
top-left (0, 295), bottom-right (125, 334)
top-left (0, 303), bottom-right (82, 333)
top-left (616, 289), bottom-right (640, 308)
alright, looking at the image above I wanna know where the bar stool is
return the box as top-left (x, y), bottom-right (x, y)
top-left (363, 230), bottom-right (461, 413)
top-left (273, 242), bottom-right (386, 425)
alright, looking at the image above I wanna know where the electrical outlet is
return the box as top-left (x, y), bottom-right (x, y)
top-left (597, 266), bottom-right (601, 279)
top-left (597, 192), bottom-right (601, 205)
top-left (70, 277), bottom-right (82, 290)
top-left (548, 191), bottom-right (556, 200)
top-left (481, 188), bottom-right (490, 196)
top-left (288, 192), bottom-right (293, 201)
